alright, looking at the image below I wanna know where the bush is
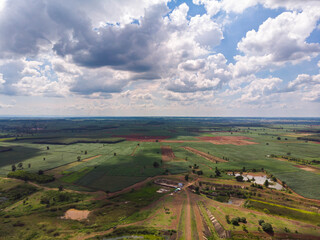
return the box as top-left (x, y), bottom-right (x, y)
top-left (258, 219), bottom-right (265, 225)
top-left (261, 222), bottom-right (273, 233)
top-left (153, 162), bottom-right (160, 168)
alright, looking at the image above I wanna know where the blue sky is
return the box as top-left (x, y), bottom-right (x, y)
top-left (0, 0), bottom-right (319, 117)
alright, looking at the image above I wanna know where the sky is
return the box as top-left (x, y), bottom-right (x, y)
top-left (0, 0), bottom-right (319, 117)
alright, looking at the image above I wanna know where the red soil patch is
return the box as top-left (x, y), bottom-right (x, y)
top-left (112, 135), bottom-right (170, 142)
top-left (197, 136), bottom-right (258, 145)
top-left (182, 146), bottom-right (227, 163)
top-left (161, 145), bottom-right (175, 161)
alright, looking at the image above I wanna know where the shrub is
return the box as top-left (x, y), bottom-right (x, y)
top-left (258, 219), bottom-right (265, 225)
top-left (153, 162), bottom-right (160, 168)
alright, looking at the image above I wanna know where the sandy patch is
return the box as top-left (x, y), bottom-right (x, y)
top-left (63, 209), bottom-right (90, 220)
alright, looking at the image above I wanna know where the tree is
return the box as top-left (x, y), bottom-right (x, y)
top-left (261, 223), bottom-right (273, 233)
top-left (235, 175), bottom-right (244, 182)
top-left (47, 146), bottom-right (50, 150)
top-left (184, 174), bottom-right (189, 181)
top-left (264, 180), bottom-right (269, 187)
top-left (17, 162), bottom-right (23, 170)
top-left (258, 219), bottom-right (265, 225)
top-left (28, 163), bottom-right (31, 168)
top-left (225, 215), bottom-right (230, 224)
top-left (114, 152), bottom-right (117, 156)
top-left (277, 137), bottom-right (281, 140)
top-left (231, 218), bottom-right (239, 226)
top-left (11, 164), bottom-right (16, 172)
top-left (240, 217), bottom-right (247, 223)
top-left (58, 185), bottom-right (64, 191)
top-left (215, 167), bottom-right (221, 177)
top-left (77, 156), bottom-right (81, 161)
top-left (84, 150), bottom-right (87, 155)
top-left (153, 161), bottom-right (160, 168)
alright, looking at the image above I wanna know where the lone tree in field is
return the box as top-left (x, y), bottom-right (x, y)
top-left (261, 223), bottom-right (273, 233)
top-left (84, 150), bottom-right (87, 155)
top-left (47, 146), bottom-right (50, 150)
top-left (185, 174), bottom-right (189, 181)
top-left (11, 164), bottom-right (16, 172)
top-left (215, 167), bottom-right (221, 177)
top-left (77, 156), bottom-right (81, 161)
top-left (28, 163), bottom-right (31, 168)
top-left (235, 175), bottom-right (244, 182)
top-left (17, 162), bottom-right (23, 170)
top-left (114, 152), bottom-right (117, 156)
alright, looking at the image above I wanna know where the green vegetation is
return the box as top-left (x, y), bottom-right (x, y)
top-left (246, 199), bottom-right (320, 225)
top-left (7, 170), bottom-right (55, 183)
top-left (0, 117), bottom-right (320, 239)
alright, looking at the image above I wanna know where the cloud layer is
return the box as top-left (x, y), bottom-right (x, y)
top-left (0, 0), bottom-right (319, 116)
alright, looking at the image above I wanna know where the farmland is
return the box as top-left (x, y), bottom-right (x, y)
top-left (0, 117), bottom-right (320, 239)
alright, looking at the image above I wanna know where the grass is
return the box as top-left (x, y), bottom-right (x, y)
top-left (246, 199), bottom-right (320, 225)
top-left (60, 166), bottom-right (94, 183)
top-left (177, 200), bottom-right (186, 240)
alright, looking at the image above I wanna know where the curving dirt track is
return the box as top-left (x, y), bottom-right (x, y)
top-left (197, 136), bottom-right (258, 145)
top-left (182, 146), bottom-right (227, 163)
top-left (45, 154), bottom-right (102, 178)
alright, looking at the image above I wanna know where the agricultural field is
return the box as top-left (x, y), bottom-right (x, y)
top-left (0, 117), bottom-right (320, 239)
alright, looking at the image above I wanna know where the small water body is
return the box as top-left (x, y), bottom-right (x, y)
top-left (229, 173), bottom-right (283, 190)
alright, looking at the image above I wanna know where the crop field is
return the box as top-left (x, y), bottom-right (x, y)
top-left (0, 117), bottom-right (320, 239)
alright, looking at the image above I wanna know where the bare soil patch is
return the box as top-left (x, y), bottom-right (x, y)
top-left (295, 165), bottom-right (320, 173)
top-left (63, 209), bottom-right (90, 220)
top-left (197, 136), bottom-right (258, 145)
top-left (161, 145), bottom-right (175, 162)
top-left (182, 146), bottom-right (227, 163)
top-left (112, 135), bottom-right (170, 142)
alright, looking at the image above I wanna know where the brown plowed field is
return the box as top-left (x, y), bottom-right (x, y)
top-left (182, 147), bottom-right (227, 163)
top-left (112, 135), bottom-right (170, 142)
top-left (197, 136), bottom-right (258, 145)
top-left (161, 145), bottom-right (175, 161)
